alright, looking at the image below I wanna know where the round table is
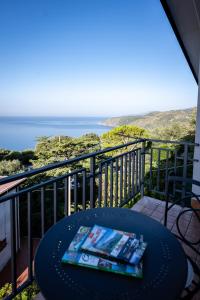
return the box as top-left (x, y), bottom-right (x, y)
top-left (35, 207), bottom-right (187, 300)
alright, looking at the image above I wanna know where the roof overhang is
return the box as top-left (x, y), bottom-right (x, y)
top-left (160, 0), bottom-right (200, 84)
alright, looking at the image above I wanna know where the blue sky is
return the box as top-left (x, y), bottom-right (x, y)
top-left (0, 0), bottom-right (198, 117)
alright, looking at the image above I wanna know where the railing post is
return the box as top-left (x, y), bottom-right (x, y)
top-left (90, 156), bottom-right (96, 208)
top-left (53, 182), bottom-right (57, 224)
top-left (104, 163), bottom-right (108, 207)
top-left (164, 150), bottom-right (169, 197)
top-left (27, 192), bottom-right (33, 281)
top-left (15, 187), bottom-right (20, 250)
top-left (141, 141), bottom-right (145, 198)
top-left (149, 147), bottom-right (153, 191)
top-left (41, 187), bottom-right (45, 237)
top-left (182, 143), bottom-right (188, 198)
top-left (10, 198), bottom-right (17, 296)
top-left (82, 169), bottom-right (86, 210)
top-left (131, 152), bottom-right (135, 198)
top-left (68, 174), bottom-right (71, 216)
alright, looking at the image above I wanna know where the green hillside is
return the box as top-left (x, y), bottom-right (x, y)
top-left (102, 107), bottom-right (196, 129)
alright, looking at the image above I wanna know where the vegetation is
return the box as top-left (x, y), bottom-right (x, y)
top-left (0, 112), bottom-right (196, 178)
top-left (101, 125), bottom-right (148, 148)
top-left (34, 134), bottom-right (99, 164)
top-left (102, 107), bottom-right (196, 130)
top-left (0, 149), bottom-right (36, 175)
top-left (0, 149), bottom-right (35, 164)
top-left (0, 282), bottom-right (39, 299)
top-left (0, 159), bottom-right (22, 176)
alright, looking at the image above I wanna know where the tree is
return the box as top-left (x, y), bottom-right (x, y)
top-left (31, 134), bottom-right (101, 178)
top-left (158, 124), bottom-right (186, 141)
top-left (20, 150), bottom-right (36, 165)
top-left (34, 136), bottom-right (78, 161)
top-left (0, 148), bottom-right (35, 167)
top-left (74, 133), bottom-right (100, 155)
top-left (0, 159), bottom-right (22, 176)
top-left (0, 148), bottom-right (10, 160)
top-left (101, 125), bottom-right (148, 149)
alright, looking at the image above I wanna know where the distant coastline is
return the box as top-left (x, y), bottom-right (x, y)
top-left (101, 107), bottom-right (196, 129)
top-left (97, 120), bottom-right (113, 127)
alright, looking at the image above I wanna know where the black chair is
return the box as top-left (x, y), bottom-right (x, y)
top-left (165, 176), bottom-right (200, 299)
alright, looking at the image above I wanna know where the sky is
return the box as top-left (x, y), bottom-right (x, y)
top-left (0, 0), bottom-right (198, 117)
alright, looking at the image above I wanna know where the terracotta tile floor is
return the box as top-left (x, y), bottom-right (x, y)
top-left (0, 238), bottom-right (40, 288)
top-left (131, 196), bottom-right (200, 300)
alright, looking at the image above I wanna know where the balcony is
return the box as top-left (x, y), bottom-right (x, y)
top-left (0, 138), bottom-right (199, 299)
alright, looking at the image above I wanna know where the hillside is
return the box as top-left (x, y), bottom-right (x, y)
top-left (102, 107), bottom-right (196, 129)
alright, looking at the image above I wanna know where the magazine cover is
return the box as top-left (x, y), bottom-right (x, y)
top-left (81, 225), bottom-right (147, 265)
top-left (67, 226), bottom-right (91, 251)
top-left (61, 226), bottom-right (143, 278)
top-left (62, 250), bottom-right (143, 278)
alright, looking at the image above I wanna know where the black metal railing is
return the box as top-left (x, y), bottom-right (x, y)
top-left (0, 138), bottom-right (198, 299)
top-left (144, 139), bottom-right (197, 198)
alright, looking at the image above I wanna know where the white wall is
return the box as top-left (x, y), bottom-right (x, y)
top-left (0, 200), bottom-right (11, 271)
top-left (0, 191), bottom-right (20, 272)
top-left (192, 58), bottom-right (200, 194)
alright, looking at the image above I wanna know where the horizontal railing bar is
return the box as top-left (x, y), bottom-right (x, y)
top-left (116, 134), bottom-right (198, 146)
top-left (119, 192), bottom-right (140, 207)
top-left (0, 168), bottom-right (86, 204)
top-left (149, 189), bottom-right (166, 196)
top-left (23, 185), bottom-right (86, 193)
top-left (168, 176), bottom-right (200, 187)
top-left (146, 138), bottom-right (198, 146)
top-left (173, 189), bottom-right (184, 193)
top-left (150, 164), bottom-right (193, 173)
top-left (0, 139), bottom-right (145, 185)
top-left (151, 147), bottom-right (174, 151)
top-left (175, 157), bottom-right (195, 162)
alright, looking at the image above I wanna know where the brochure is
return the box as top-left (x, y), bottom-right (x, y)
top-left (61, 226), bottom-right (143, 278)
top-left (81, 225), bottom-right (147, 265)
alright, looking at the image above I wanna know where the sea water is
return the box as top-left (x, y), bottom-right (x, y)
top-left (0, 116), bottom-right (110, 151)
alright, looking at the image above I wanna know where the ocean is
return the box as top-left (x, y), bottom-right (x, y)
top-left (0, 116), bottom-right (111, 151)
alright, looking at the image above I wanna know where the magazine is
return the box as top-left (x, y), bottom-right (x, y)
top-left (62, 226), bottom-right (143, 278)
top-left (81, 225), bottom-right (147, 265)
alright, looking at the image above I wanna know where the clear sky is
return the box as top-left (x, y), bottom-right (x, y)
top-left (0, 0), bottom-right (198, 117)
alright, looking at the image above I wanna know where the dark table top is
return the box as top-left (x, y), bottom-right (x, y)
top-left (35, 207), bottom-right (187, 300)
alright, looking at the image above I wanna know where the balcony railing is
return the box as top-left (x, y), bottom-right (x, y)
top-left (0, 138), bottom-right (198, 299)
